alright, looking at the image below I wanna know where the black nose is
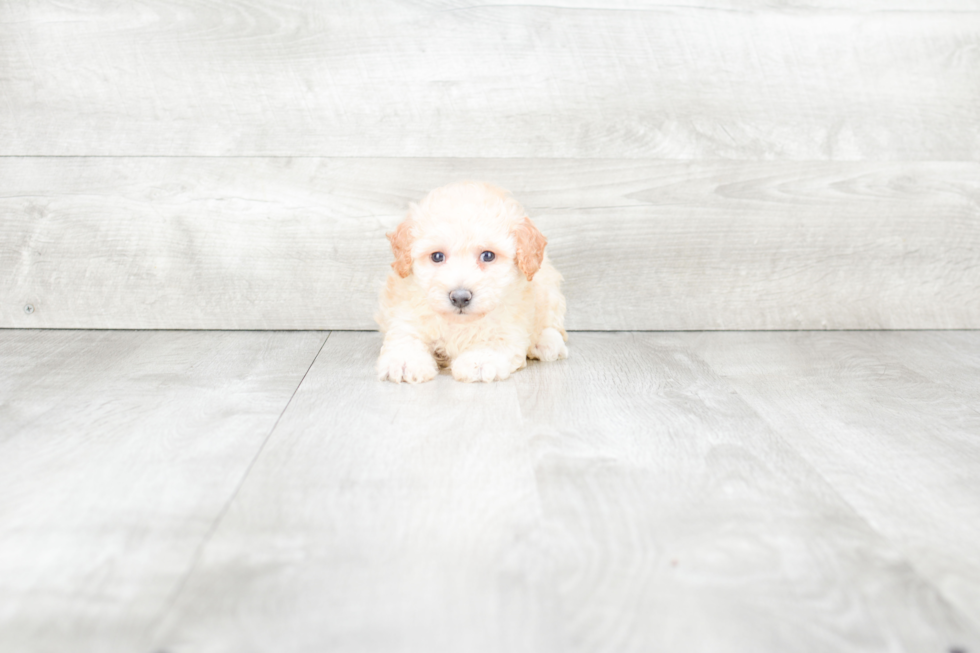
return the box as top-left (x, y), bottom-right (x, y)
top-left (449, 289), bottom-right (472, 308)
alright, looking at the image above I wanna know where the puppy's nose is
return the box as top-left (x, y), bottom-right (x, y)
top-left (449, 289), bottom-right (472, 308)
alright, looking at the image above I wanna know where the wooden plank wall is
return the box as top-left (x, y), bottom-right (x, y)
top-left (2, 1), bottom-right (979, 330)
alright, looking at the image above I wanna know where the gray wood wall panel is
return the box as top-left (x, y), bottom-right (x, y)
top-left (2, 2), bottom-right (979, 158)
top-left (3, 157), bottom-right (978, 330)
top-left (4, 2), bottom-right (979, 330)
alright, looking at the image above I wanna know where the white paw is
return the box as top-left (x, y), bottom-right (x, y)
top-left (529, 328), bottom-right (568, 362)
top-left (377, 348), bottom-right (438, 384)
top-left (451, 349), bottom-right (518, 383)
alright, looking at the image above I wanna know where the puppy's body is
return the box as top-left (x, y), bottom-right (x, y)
top-left (376, 182), bottom-right (567, 383)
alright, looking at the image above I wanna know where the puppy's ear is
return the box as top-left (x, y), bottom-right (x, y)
top-left (387, 219), bottom-right (415, 278)
top-left (512, 216), bottom-right (547, 281)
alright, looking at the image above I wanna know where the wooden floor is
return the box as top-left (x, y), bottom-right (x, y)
top-left (1, 330), bottom-right (978, 653)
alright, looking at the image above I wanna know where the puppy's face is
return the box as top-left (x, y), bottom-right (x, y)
top-left (412, 220), bottom-right (520, 319)
top-left (387, 183), bottom-right (547, 321)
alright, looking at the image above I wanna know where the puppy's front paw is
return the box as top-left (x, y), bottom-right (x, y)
top-left (377, 348), bottom-right (438, 384)
top-left (452, 349), bottom-right (518, 383)
top-left (529, 327), bottom-right (568, 362)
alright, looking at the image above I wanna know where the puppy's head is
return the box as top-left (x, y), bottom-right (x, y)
top-left (386, 182), bottom-right (547, 320)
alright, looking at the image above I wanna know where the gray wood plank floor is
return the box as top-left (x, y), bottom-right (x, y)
top-left (1, 330), bottom-right (978, 652)
top-left (0, 330), bottom-right (328, 653)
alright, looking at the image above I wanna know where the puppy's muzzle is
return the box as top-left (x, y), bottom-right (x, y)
top-left (449, 289), bottom-right (472, 309)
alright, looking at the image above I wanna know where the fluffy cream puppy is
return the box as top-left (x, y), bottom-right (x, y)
top-left (376, 181), bottom-right (567, 383)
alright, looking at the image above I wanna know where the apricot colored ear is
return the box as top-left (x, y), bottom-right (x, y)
top-left (512, 216), bottom-right (547, 281)
top-left (387, 219), bottom-right (415, 278)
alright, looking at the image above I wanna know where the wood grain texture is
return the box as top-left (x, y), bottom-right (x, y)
top-left (0, 329), bottom-right (326, 653)
top-left (3, 157), bottom-right (979, 330)
top-left (3, 330), bottom-right (980, 651)
top-left (421, 0), bottom-right (980, 7)
top-left (683, 330), bottom-right (980, 633)
top-left (147, 333), bottom-right (980, 653)
top-left (510, 332), bottom-right (980, 652)
top-left (2, 1), bottom-right (979, 158)
top-left (151, 332), bottom-right (545, 653)
top-left (146, 331), bottom-right (980, 653)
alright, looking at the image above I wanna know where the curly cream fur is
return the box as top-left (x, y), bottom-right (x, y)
top-left (376, 182), bottom-right (567, 383)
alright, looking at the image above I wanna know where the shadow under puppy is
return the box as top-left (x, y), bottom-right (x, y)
top-left (376, 182), bottom-right (567, 383)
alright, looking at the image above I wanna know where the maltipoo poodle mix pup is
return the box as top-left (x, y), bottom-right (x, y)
top-left (376, 182), bottom-right (567, 383)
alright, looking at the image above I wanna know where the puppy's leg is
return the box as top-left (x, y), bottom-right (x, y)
top-left (377, 335), bottom-right (438, 383)
top-left (452, 348), bottom-right (527, 383)
top-left (529, 327), bottom-right (568, 362)
top-left (528, 261), bottom-right (568, 362)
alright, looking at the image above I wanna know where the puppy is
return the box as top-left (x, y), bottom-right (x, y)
top-left (376, 182), bottom-right (567, 383)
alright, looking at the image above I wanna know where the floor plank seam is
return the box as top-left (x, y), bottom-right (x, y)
top-left (142, 330), bottom-right (332, 642)
top-left (716, 371), bottom-right (980, 634)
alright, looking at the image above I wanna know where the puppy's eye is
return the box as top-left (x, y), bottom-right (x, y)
top-left (480, 251), bottom-right (495, 263)
top-left (430, 252), bottom-right (445, 263)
